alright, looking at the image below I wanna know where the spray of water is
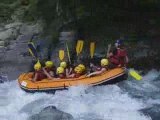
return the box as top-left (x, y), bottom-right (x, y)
top-left (1, 70), bottom-right (159, 120)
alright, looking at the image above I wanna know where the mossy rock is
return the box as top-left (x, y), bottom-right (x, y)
top-left (0, 0), bottom-right (16, 4)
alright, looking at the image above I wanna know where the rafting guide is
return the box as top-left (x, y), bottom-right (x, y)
top-left (107, 39), bottom-right (129, 68)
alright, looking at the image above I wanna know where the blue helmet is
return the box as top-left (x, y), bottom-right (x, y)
top-left (115, 39), bottom-right (123, 45)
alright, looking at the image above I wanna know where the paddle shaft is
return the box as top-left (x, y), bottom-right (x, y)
top-left (66, 42), bottom-right (71, 64)
top-left (106, 44), bottom-right (111, 58)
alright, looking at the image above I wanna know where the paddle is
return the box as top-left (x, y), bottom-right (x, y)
top-left (76, 40), bottom-right (84, 56)
top-left (106, 44), bottom-right (111, 58)
top-left (28, 41), bottom-right (38, 59)
top-left (59, 49), bottom-right (65, 61)
top-left (28, 34), bottom-right (40, 60)
top-left (65, 42), bottom-right (71, 64)
top-left (128, 69), bottom-right (142, 80)
top-left (90, 42), bottom-right (95, 59)
top-left (28, 41), bottom-right (42, 72)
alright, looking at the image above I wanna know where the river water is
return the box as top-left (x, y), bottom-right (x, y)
top-left (0, 70), bottom-right (159, 120)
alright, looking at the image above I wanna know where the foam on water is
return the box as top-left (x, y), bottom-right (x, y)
top-left (0, 79), bottom-right (153, 120)
top-left (0, 81), bottom-right (51, 120)
top-left (122, 69), bottom-right (160, 119)
top-left (52, 85), bottom-right (151, 120)
top-left (125, 69), bottom-right (160, 92)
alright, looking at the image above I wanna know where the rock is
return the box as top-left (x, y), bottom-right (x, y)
top-left (28, 106), bottom-right (74, 120)
top-left (0, 26), bottom-right (5, 31)
top-left (16, 34), bottom-right (33, 43)
top-left (141, 105), bottom-right (160, 120)
top-left (0, 75), bottom-right (8, 83)
top-left (20, 99), bottom-right (47, 114)
top-left (2, 23), bottom-right (21, 41)
top-left (20, 22), bottom-right (43, 35)
top-left (4, 22), bottom-right (22, 29)
top-left (0, 41), bottom-right (5, 46)
top-left (0, 21), bottom-right (43, 80)
top-left (0, 46), bottom-right (5, 58)
top-left (0, 39), bottom-right (33, 80)
top-left (59, 31), bottom-right (75, 41)
top-left (0, 29), bottom-right (15, 40)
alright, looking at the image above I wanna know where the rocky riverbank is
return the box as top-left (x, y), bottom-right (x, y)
top-left (0, 21), bottom-right (43, 80)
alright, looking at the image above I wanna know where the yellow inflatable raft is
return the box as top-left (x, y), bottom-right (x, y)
top-left (18, 68), bottom-right (126, 93)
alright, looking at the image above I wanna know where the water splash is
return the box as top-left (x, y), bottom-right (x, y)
top-left (122, 69), bottom-right (160, 120)
top-left (1, 69), bottom-right (160, 120)
top-left (0, 80), bottom-right (152, 120)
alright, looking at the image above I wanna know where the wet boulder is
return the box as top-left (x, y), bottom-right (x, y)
top-left (28, 106), bottom-right (74, 120)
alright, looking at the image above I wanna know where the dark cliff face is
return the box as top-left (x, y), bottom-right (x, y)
top-left (32, 0), bottom-right (160, 39)
top-left (1, 0), bottom-right (160, 41)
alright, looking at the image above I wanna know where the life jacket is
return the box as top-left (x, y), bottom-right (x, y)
top-left (71, 71), bottom-right (82, 78)
top-left (109, 48), bottom-right (127, 66)
top-left (58, 73), bottom-right (66, 79)
top-left (45, 67), bottom-right (54, 72)
top-left (109, 55), bottom-right (120, 65)
top-left (117, 48), bottom-right (127, 66)
top-left (117, 48), bottom-right (127, 57)
top-left (34, 70), bottom-right (47, 81)
top-left (45, 66), bottom-right (56, 76)
top-left (75, 73), bottom-right (81, 78)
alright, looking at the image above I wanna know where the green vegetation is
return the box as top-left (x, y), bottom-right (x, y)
top-left (0, 0), bottom-right (19, 22)
top-left (26, 0), bottom-right (159, 41)
top-left (0, 0), bottom-right (160, 43)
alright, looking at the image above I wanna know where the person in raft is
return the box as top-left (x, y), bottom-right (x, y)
top-left (87, 58), bottom-right (109, 77)
top-left (60, 61), bottom-right (73, 78)
top-left (107, 39), bottom-right (129, 68)
top-left (89, 62), bottom-right (101, 73)
top-left (78, 64), bottom-right (86, 74)
top-left (68, 65), bottom-right (85, 78)
top-left (56, 66), bottom-right (66, 79)
top-left (32, 62), bottom-right (47, 82)
top-left (42, 61), bottom-right (56, 79)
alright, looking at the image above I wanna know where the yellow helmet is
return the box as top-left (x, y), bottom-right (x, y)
top-left (45, 61), bottom-right (54, 68)
top-left (34, 62), bottom-right (41, 70)
top-left (57, 67), bottom-right (64, 74)
top-left (60, 61), bottom-right (67, 68)
top-left (74, 66), bottom-right (82, 74)
top-left (78, 64), bottom-right (85, 71)
top-left (101, 58), bottom-right (109, 66)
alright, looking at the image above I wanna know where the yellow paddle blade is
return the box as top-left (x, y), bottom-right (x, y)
top-left (28, 42), bottom-right (38, 58)
top-left (59, 50), bottom-right (65, 61)
top-left (76, 40), bottom-right (84, 56)
top-left (90, 42), bottom-right (95, 58)
top-left (129, 70), bottom-right (142, 80)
